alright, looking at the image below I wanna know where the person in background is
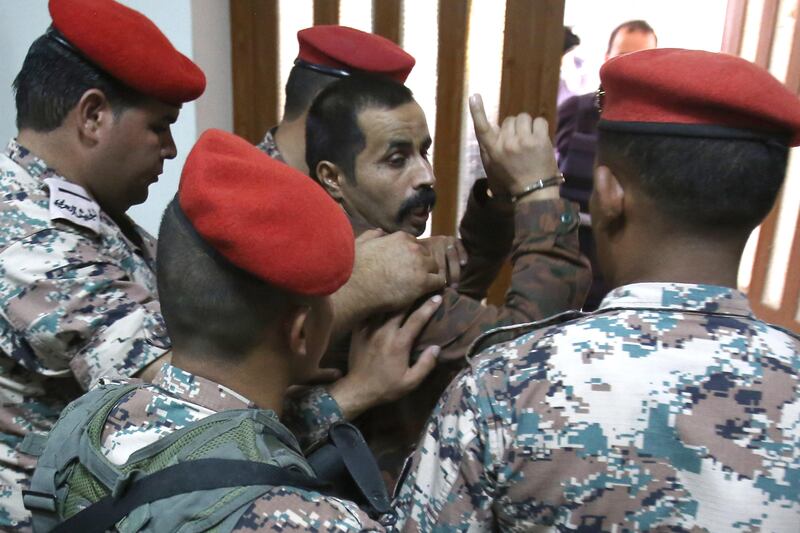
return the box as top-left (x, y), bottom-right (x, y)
top-left (557, 26), bottom-right (584, 106)
top-left (556, 19), bottom-right (657, 310)
top-left (0, 0), bottom-right (205, 529)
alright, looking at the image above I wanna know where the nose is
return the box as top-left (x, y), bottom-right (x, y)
top-left (413, 158), bottom-right (436, 188)
top-left (161, 129), bottom-right (178, 160)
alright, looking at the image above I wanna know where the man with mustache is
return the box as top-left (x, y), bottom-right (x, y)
top-left (259, 25), bottom-right (455, 345)
top-left (0, 0), bottom-right (205, 529)
top-left (305, 74), bottom-right (589, 485)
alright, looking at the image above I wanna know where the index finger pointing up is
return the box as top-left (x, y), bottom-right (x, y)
top-left (469, 94), bottom-right (496, 146)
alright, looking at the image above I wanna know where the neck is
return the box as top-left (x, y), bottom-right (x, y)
top-left (273, 115), bottom-right (309, 174)
top-left (171, 347), bottom-right (291, 416)
top-left (16, 128), bottom-right (91, 190)
top-left (609, 230), bottom-right (745, 290)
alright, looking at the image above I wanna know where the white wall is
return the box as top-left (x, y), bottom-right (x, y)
top-left (0, 0), bottom-right (232, 235)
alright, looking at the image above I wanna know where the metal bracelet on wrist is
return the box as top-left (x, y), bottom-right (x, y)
top-left (509, 174), bottom-right (565, 203)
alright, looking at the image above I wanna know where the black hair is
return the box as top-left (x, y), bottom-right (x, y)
top-left (157, 199), bottom-right (303, 361)
top-left (564, 26), bottom-right (581, 55)
top-left (305, 74), bottom-right (414, 183)
top-left (597, 131), bottom-right (788, 232)
top-left (606, 20), bottom-right (657, 55)
top-left (13, 28), bottom-right (143, 132)
top-left (282, 65), bottom-right (340, 122)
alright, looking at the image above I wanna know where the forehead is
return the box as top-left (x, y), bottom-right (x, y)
top-left (356, 102), bottom-right (430, 149)
top-left (609, 29), bottom-right (656, 57)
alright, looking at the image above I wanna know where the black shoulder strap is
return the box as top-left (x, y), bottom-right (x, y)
top-left (328, 422), bottom-right (391, 515)
top-left (49, 458), bottom-right (330, 533)
top-left (306, 422), bottom-right (391, 517)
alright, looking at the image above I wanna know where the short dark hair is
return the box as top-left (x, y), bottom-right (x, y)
top-left (13, 29), bottom-right (143, 132)
top-left (606, 20), bottom-right (657, 55)
top-left (305, 75), bottom-right (414, 182)
top-left (282, 65), bottom-right (340, 122)
top-left (157, 200), bottom-right (304, 361)
top-left (564, 26), bottom-right (580, 55)
top-left (597, 131), bottom-right (788, 232)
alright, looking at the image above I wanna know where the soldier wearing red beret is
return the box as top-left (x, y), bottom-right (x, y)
top-left (0, 1), bottom-right (204, 529)
top-left (28, 129), bottom-right (443, 531)
top-left (256, 25), bottom-right (415, 172)
top-left (391, 48), bottom-right (800, 531)
top-left (259, 27), bottom-right (454, 376)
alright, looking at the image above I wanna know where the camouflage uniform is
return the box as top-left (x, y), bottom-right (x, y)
top-left (357, 181), bottom-right (588, 489)
top-left (258, 124), bottom-right (589, 488)
top-left (99, 363), bottom-right (384, 531)
top-left (0, 140), bottom-right (169, 530)
top-left (255, 128), bottom-right (286, 163)
top-left (393, 282), bottom-right (800, 531)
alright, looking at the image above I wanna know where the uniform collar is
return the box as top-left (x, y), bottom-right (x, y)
top-left (153, 363), bottom-right (256, 413)
top-left (256, 127), bottom-right (287, 163)
top-left (5, 138), bottom-right (62, 182)
top-left (598, 282), bottom-right (753, 317)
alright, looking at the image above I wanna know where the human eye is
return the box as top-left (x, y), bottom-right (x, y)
top-left (387, 153), bottom-right (408, 168)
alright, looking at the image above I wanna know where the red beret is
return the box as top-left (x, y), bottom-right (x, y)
top-left (49, 0), bottom-right (206, 105)
top-left (599, 48), bottom-right (800, 146)
top-left (296, 25), bottom-right (415, 83)
top-left (178, 130), bottom-right (354, 296)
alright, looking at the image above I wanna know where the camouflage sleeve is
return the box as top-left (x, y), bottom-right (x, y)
top-left (415, 197), bottom-right (590, 361)
top-left (456, 179), bottom-right (514, 301)
top-left (0, 228), bottom-right (169, 390)
top-left (281, 386), bottom-right (345, 452)
top-left (391, 366), bottom-right (496, 531)
top-left (231, 486), bottom-right (385, 531)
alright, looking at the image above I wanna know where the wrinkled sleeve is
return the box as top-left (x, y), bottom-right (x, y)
top-left (415, 196), bottom-right (590, 361)
top-left (391, 367), bottom-right (497, 531)
top-left (0, 228), bottom-right (168, 390)
top-left (457, 179), bottom-right (515, 301)
top-left (281, 386), bottom-right (345, 453)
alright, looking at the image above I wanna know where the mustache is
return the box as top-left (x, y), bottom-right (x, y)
top-left (396, 187), bottom-right (437, 222)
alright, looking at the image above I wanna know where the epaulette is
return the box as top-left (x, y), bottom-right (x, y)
top-left (466, 309), bottom-right (587, 362)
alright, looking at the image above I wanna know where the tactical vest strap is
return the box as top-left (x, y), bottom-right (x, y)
top-left (308, 422), bottom-right (391, 517)
top-left (19, 432), bottom-right (48, 457)
top-left (50, 458), bottom-right (330, 533)
top-left (24, 383), bottom-right (142, 532)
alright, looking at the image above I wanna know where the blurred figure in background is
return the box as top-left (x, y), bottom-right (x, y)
top-left (556, 20), bottom-right (657, 310)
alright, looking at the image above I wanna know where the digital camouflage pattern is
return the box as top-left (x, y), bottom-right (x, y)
top-left (392, 282), bottom-right (800, 531)
top-left (0, 140), bottom-right (169, 531)
top-left (282, 385), bottom-right (347, 452)
top-left (358, 182), bottom-right (589, 489)
top-left (99, 363), bottom-right (384, 532)
top-left (280, 179), bottom-right (590, 490)
top-left (255, 128), bottom-right (286, 163)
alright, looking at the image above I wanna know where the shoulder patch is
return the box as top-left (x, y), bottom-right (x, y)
top-left (45, 178), bottom-right (101, 234)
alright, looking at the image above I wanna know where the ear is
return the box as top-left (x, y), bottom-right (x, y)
top-left (592, 165), bottom-right (625, 225)
top-left (284, 305), bottom-right (311, 359)
top-left (75, 89), bottom-right (114, 145)
top-left (316, 161), bottom-right (345, 201)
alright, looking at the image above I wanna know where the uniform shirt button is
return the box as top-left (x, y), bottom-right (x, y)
top-left (560, 212), bottom-right (573, 224)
